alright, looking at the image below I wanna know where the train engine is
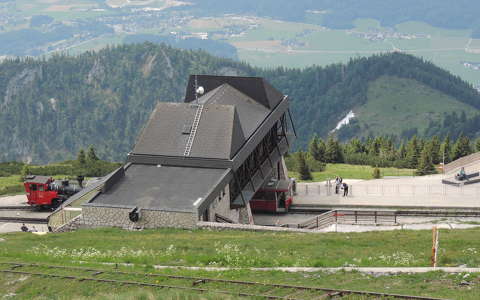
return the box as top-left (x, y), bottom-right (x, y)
top-left (24, 175), bottom-right (84, 208)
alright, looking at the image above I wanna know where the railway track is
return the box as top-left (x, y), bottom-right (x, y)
top-left (0, 262), bottom-right (449, 300)
top-left (0, 206), bottom-right (49, 224)
top-left (0, 206), bottom-right (34, 210)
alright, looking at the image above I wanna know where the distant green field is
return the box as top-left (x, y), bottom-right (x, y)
top-left (289, 163), bottom-right (415, 182)
top-left (353, 75), bottom-right (479, 138)
top-left (224, 18), bottom-right (480, 85)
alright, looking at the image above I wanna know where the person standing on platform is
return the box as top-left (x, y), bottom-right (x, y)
top-left (342, 182), bottom-right (349, 197)
top-left (335, 176), bottom-right (340, 194)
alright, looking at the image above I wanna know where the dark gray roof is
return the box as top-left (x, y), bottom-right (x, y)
top-left (132, 102), bottom-right (246, 159)
top-left (132, 103), bottom-right (195, 157)
top-left (185, 75), bottom-right (284, 110)
top-left (197, 84), bottom-right (270, 140)
top-left (24, 175), bottom-right (51, 184)
top-left (88, 164), bottom-right (230, 212)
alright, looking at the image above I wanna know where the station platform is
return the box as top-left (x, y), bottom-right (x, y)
top-left (0, 194), bottom-right (29, 207)
top-left (293, 174), bottom-right (480, 211)
top-left (0, 195), bottom-right (50, 233)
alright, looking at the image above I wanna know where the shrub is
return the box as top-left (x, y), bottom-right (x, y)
top-left (372, 167), bottom-right (381, 179)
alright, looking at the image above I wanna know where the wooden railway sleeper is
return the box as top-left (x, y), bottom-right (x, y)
top-left (192, 279), bottom-right (206, 286)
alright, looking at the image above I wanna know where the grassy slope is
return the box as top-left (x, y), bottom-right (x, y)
top-left (1, 228), bottom-right (480, 299)
top-left (2, 227), bottom-right (479, 268)
top-left (354, 75), bottom-right (479, 138)
top-left (1, 266), bottom-right (478, 299)
top-left (289, 163), bottom-right (415, 182)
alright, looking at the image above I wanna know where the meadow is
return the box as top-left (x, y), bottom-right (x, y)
top-left (1, 227), bottom-right (480, 299)
top-left (1, 227), bottom-right (479, 268)
top-left (288, 163), bottom-right (415, 182)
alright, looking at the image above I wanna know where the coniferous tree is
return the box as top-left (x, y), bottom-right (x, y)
top-left (77, 149), bottom-right (86, 165)
top-left (430, 136), bottom-right (441, 164)
top-left (308, 135), bottom-right (325, 162)
top-left (398, 142), bottom-right (407, 160)
top-left (452, 134), bottom-right (472, 161)
top-left (297, 152), bottom-right (312, 180)
top-left (439, 135), bottom-right (452, 164)
top-left (324, 135), bottom-right (339, 163)
top-left (405, 136), bottom-right (420, 169)
top-left (416, 144), bottom-right (437, 175)
top-left (87, 145), bottom-right (99, 162)
top-left (476, 138), bottom-right (480, 152)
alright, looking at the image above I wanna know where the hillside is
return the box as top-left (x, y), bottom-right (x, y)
top-left (342, 75), bottom-right (479, 139)
top-left (0, 44), bottom-right (479, 163)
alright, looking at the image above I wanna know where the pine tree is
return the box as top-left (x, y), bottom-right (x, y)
top-left (416, 144), bottom-right (436, 175)
top-left (476, 138), bottom-right (480, 152)
top-left (297, 152), bottom-right (312, 180)
top-left (87, 145), bottom-right (99, 161)
top-left (405, 136), bottom-right (420, 169)
top-left (439, 135), bottom-right (452, 164)
top-left (430, 136), bottom-right (441, 164)
top-left (77, 149), bottom-right (86, 165)
top-left (308, 135), bottom-right (325, 162)
top-left (398, 142), bottom-right (406, 160)
top-left (452, 134), bottom-right (472, 161)
top-left (325, 135), bottom-right (342, 163)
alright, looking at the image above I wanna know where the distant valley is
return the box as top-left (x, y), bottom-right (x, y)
top-left (1, 0), bottom-right (480, 87)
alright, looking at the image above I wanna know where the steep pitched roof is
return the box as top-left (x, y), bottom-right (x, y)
top-left (132, 102), bottom-right (246, 159)
top-left (196, 84), bottom-right (270, 140)
top-left (185, 75), bottom-right (284, 110)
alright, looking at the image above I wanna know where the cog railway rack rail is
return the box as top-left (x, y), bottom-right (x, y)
top-left (0, 262), bottom-right (448, 300)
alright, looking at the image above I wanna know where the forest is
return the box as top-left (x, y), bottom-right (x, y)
top-left (290, 134), bottom-right (479, 180)
top-left (0, 43), bottom-right (479, 163)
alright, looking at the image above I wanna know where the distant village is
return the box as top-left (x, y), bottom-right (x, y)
top-left (349, 28), bottom-right (430, 42)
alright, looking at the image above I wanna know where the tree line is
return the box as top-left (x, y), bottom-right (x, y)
top-left (1, 43), bottom-right (479, 163)
top-left (291, 134), bottom-right (479, 180)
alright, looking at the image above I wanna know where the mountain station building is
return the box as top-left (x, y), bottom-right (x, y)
top-left (82, 75), bottom-right (296, 228)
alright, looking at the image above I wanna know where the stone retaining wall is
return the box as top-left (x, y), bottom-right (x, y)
top-left (83, 206), bottom-right (197, 229)
top-left (197, 221), bottom-right (320, 233)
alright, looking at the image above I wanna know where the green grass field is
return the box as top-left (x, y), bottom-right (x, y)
top-left (2, 227), bottom-right (479, 268)
top-left (1, 265), bottom-right (478, 299)
top-left (289, 163), bottom-right (415, 182)
top-left (1, 228), bottom-right (480, 299)
top-left (223, 17), bottom-right (480, 85)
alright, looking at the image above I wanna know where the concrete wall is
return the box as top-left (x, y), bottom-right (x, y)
top-left (206, 184), bottom-right (241, 223)
top-left (83, 206), bottom-right (197, 229)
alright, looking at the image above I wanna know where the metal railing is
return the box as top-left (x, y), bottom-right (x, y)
top-left (296, 183), bottom-right (480, 201)
top-left (296, 209), bottom-right (398, 230)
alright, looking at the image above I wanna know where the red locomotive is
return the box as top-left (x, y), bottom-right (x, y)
top-left (250, 178), bottom-right (294, 213)
top-left (24, 175), bottom-right (84, 208)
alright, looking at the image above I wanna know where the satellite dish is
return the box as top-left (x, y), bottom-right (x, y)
top-left (196, 86), bottom-right (205, 95)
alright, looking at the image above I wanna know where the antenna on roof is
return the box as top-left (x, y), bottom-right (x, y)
top-left (194, 75), bottom-right (204, 105)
